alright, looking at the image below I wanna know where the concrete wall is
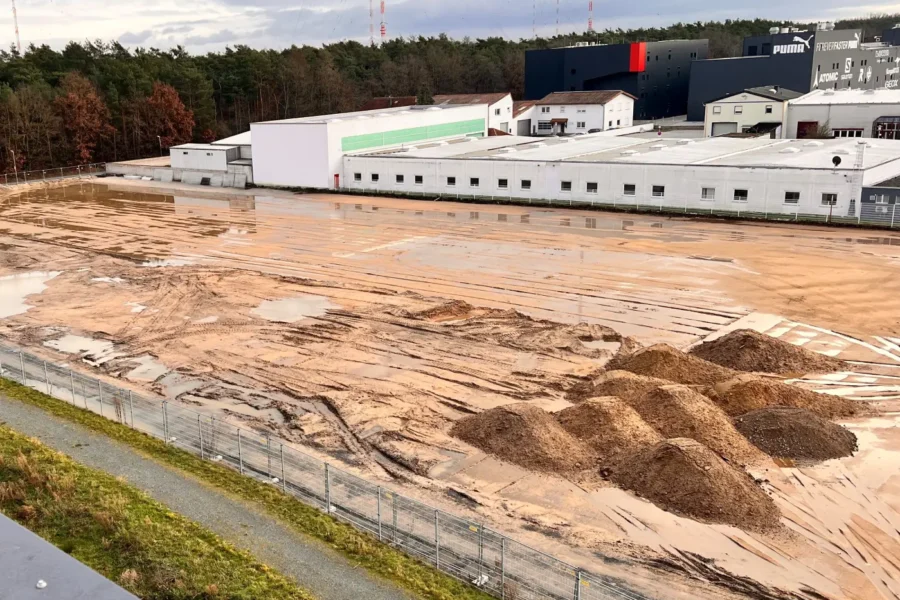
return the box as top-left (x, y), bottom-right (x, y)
top-left (784, 100), bottom-right (900, 138)
top-left (343, 154), bottom-right (865, 219)
top-left (705, 93), bottom-right (786, 136)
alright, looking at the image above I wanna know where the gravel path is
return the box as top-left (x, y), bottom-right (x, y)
top-left (0, 394), bottom-right (413, 600)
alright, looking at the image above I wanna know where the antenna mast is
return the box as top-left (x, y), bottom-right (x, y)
top-left (588, 1), bottom-right (594, 32)
top-left (380, 0), bottom-right (386, 43)
top-left (369, 0), bottom-right (375, 45)
top-left (556, 0), bottom-right (560, 36)
top-left (532, 0), bottom-right (536, 39)
top-left (11, 0), bottom-right (20, 53)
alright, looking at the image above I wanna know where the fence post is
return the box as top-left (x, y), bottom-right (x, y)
top-left (893, 204), bottom-right (897, 229)
top-left (392, 493), bottom-right (398, 544)
top-left (42, 361), bottom-right (50, 394)
top-left (198, 415), bottom-right (204, 459)
top-left (59, 167), bottom-right (63, 179)
top-left (0, 352), bottom-right (3, 378)
top-left (69, 370), bottom-right (76, 404)
top-left (97, 380), bottom-right (104, 416)
top-left (478, 524), bottom-right (485, 579)
top-left (237, 429), bottom-right (244, 474)
top-left (324, 463), bottom-right (332, 513)
top-left (162, 402), bottom-right (169, 444)
top-left (501, 537), bottom-right (506, 600)
top-left (575, 570), bottom-right (583, 600)
top-left (280, 444), bottom-right (286, 492)
top-left (20, 352), bottom-right (26, 385)
top-left (266, 436), bottom-right (272, 478)
top-left (128, 391), bottom-right (134, 428)
top-left (377, 487), bottom-right (383, 541)
top-left (434, 510), bottom-right (440, 568)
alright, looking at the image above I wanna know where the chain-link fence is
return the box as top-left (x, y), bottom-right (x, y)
top-left (0, 163), bottom-right (106, 187)
top-left (0, 343), bottom-right (648, 600)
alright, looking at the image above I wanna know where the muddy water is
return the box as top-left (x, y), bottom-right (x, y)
top-left (0, 271), bottom-right (60, 318)
top-left (251, 295), bottom-right (336, 323)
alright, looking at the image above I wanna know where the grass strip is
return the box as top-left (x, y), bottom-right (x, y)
top-left (0, 422), bottom-right (314, 600)
top-left (0, 378), bottom-right (494, 600)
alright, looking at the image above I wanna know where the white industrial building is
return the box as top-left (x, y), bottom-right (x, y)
top-left (250, 104), bottom-right (487, 189)
top-left (785, 88), bottom-right (900, 138)
top-left (534, 91), bottom-right (635, 136)
top-left (704, 86), bottom-right (802, 137)
top-left (342, 134), bottom-right (900, 221)
top-left (433, 93), bottom-right (514, 134)
top-left (154, 142), bottom-right (253, 187)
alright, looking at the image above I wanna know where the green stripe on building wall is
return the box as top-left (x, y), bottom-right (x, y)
top-left (341, 119), bottom-right (486, 152)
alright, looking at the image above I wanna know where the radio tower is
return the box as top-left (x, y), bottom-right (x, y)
top-left (369, 0), bottom-right (375, 45)
top-left (532, 0), bottom-right (536, 39)
top-left (556, 0), bottom-right (560, 36)
top-left (588, 1), bottom-right (594, 32)
top-left (380, 0), bottom-right (386, 43)
top-left (10, 0), bottom-right (21, 53)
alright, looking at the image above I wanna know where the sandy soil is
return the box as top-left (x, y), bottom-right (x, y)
top-left (2, 179), bottom-right (900, 600)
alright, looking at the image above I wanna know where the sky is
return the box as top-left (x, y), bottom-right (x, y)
top-left (5, 0), bottom-right (900, 54)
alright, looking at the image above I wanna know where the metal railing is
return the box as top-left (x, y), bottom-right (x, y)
top-left (0, 163), bottom-right (106, 186)
top-left (0, 342), bottom-right (646, 600)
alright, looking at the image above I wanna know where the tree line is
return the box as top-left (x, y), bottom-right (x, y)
top-left (0, 14), bottom-right (896, 173)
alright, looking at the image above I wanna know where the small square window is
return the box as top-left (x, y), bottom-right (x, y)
top-left (822, 193), bottom-right (838, 206)
top-left (396, 174), bottom-right (405, 184)
top-left (521, 179), bottom-right (532, 190)
top-left (652, 185), bottom-right (665, 198)
top-left (734, 105), bottom-right (743, 114)
top-left (354, 173), bottom-right (362, 182)
top-left (561, 181), bottom-right (572, 192)
top-left (447, 176), bottom-right (456, 186)
top-left (470, 177), bottom-right (479, 188)
top-left (617, 119), bottom-right (621, 125)
top-left (415, 175), bottom-right (423, 185)
top-left (701, 187), bottom-right (715, 200)
top-left (712, 106), bottom-right (722, 114)
top-left (498, 178), bottom-right (508, 189)
top-left (586, 182), bottom-right (598, 194)
top-left (371, 173), bottom-right (380, 183)
top-left (624, 184), bottom-right (636, 196)
top-left (494, 108), bottom-right (501, 116)
top-left (733, 189), bottom-right (749, 202)
top-left (784, 191), bottom-right (800, 204)
top-left (765, 105), bottom-right (773, 114)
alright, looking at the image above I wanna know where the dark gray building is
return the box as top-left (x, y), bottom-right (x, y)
top-left (687, 25), bottom-right (900, 120)
top-left (524, 40), bottom-right (709, 120)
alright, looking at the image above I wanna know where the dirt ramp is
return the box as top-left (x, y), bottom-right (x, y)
top-left (613, 438), bottom-right (780, 531)
top-left (630, 385), bottom-right (767, 466)
top-left (690, 329), bottom-right (846, 375)
top-left (735, 407), bottom-right (858, 461)
top-left (615, 344), bottom-right (738, 386)
top-left (714, 375), bottom-right (864, 419)
top-left (450, 403), bottom-right (595, 473)
top-left (556, 397), bottom-right (662, 465)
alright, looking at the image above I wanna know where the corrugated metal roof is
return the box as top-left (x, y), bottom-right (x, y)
top-left (791, 88), bottom-right (900, 106)
top-left (536, 90), bottom-right (635, 105)
top-left (433, 93), bottom-right (510, 106)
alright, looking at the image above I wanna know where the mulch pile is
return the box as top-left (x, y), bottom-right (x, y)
top-left (450, 403), bottom-right (595, 473)
top-left (714, 375), bottom-right (864, 419)
top-left (628, 385), bottom-right (767, 466)
top-left (690, 329), bottom-right (846, 375)
top-left (735, 407), bottom-right (858, 461)
top-left (614, 344), bottom-right (739, 386)
top-left (613, 438), bottom-right (781, 531)
top-left (566, 370), bottom-right (672, 403)
top-left (556, 397), bottom-right (662, 465)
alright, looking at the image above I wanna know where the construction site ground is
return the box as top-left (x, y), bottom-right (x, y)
top-left (2, 179), bottom-right (900, 600)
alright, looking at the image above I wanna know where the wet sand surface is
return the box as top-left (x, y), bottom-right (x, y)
top-left (3, 180), bottom-right (900, 599)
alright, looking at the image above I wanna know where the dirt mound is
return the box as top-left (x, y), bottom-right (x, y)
top-left (735, 407), bottom-right (858, 461)
top-left (714, 375), bottom-right (864, 419)
top-left (414, 299), bottom-right (480, 321)
top-left (556, 397), bottom-right (662, 465)
top-left (615, 344), bottom-right (739, 386)
top-left (450, 403), bottom-right (595, 473)
top-left (690, 329), bottom-right (846, 375)
top-left (613, 438), bottom-right (780, 530)
top-left (629, 385), bottom-right (767, 466)
top-left (567, 370), bottom-right (672, 403)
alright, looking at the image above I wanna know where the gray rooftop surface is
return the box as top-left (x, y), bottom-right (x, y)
top-left (254, 104), bottom-right (476, 125)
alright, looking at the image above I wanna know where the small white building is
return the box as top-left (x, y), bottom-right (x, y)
top-left (785, 88), bottom-right (900, 139)
top-left (250, 104), bottom-right (487, 189)
top-left (433, 93), bottom-right (514, 134)
top-left (166, 143), bottom-right (253, 187)
top-left (704, 86), bottom-right (802, 137)
top-left (534, 91), bottom-right (635, 136)
top-left (512, 101), bottom-right (537, 136)
top-left (171, 144), bottom-right (239, 171)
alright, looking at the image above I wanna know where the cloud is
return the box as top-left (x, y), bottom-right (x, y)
top-left (184, 29), bottom-right (241, 46)
top-left (118, 30), bottom-right (153, 44)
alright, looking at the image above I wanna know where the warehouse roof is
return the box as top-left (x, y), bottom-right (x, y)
top-left (253, 104), bottom-right (476, 125)
top-left (171, 143), bottom-right (236, 151)
top-left (536, 90), bottom-right (636, 105)
top-left (433, 93), bottom-right (510, 106)
top-left (791, 88), bottom-right (900, 105)
top-left (213, 131), bottom-right (251, 146)
top-left (350, 134), bottom-right (900, 172)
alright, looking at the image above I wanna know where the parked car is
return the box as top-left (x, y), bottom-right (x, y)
top-left (588, 128), bottom-right (602, 133)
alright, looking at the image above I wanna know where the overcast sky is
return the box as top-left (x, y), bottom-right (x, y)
top-left (6, 0), bottom-right (900, 54)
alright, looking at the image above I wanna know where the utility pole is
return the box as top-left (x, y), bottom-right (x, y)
top-left (10, 0), bottom-right (20, 53)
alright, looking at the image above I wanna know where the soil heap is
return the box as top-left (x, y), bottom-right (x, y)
top-left (629, 385), bottom-right (767, 466)
top-left (556, 397), bottom-right (662, 466)
top-left (714, 374), bottom-right (863, 419)
top-left (614, 344), bottom-right (739, 386)
top-left (613, 438), bottom-right (781, 530)
top-left (735, 407), bottom-right (858, 461)
top-left (450, 403), bottom-right (595, 473)
top-left (566, 370), bottom-right (673, 403)
top-left (690, 329), bottom-right (846, 375)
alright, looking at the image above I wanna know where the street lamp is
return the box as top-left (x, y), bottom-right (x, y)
top-left (157, 136), bottom-right (162, 157)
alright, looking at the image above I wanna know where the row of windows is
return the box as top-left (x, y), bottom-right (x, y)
top-left (352, 174), bottom-right (839, 205)
top-left (712, 105), bottom-right (774, 115)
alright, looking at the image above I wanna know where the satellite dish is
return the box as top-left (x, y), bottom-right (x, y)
top-left (832, 155), bottom-right (842, 167)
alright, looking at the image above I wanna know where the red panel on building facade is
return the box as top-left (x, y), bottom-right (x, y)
top-left (628, 42), bottom-right (647, 72)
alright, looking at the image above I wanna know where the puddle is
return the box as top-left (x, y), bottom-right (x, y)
top-left (140, 258), bottom-right (195, 268)
top-left (159, 372), bottom-right (207, 398)
top-left (43, 334), bottom-right (122, 365)
top-left (186, 395), bottom-right (286, 424)
top-left (251, 295), bottom-right (336, 323)
top-left (125, 302), bottom-right (147, 314)
top-left (0, 271), bottom-right (61, 318)
top-left (125, 354), bottom-right (170, 382)
top-left (91, 277), bottom-right (126, 284)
